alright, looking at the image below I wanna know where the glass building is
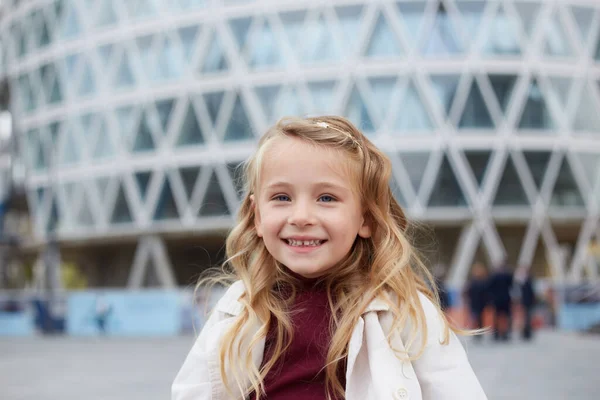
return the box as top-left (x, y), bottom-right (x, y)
top-left (1, 0), bottom-right (600, 289)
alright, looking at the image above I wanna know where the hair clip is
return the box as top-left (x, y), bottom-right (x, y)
top-left (314, 120), bottom-right (362, 152)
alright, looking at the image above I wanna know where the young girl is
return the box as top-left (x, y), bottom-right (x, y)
top-left (172, 116), bottom-right (487, 400)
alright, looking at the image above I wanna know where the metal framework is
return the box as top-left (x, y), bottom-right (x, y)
top-left (1, 0), bottom-right (600, 288)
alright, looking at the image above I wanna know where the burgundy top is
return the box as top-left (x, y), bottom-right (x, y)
top-left (253, 280), bottom-right (345, 400)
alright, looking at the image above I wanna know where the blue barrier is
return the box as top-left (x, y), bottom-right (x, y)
top-left (558, 303), bottom-right (600, 331)
top-left (67, 290), bottom-right (181, 337)
top-left (0, 311), bottom-right (35, 336)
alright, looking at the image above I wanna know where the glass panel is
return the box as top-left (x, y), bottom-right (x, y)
top-left (179, 166), bottom-right (201, 200)
top-left (335, 6), bottom-right (363, 53)
top-left (308, 81), bottom-right (336, 114)
top-left (398, 152), bottom-right (429, 194)
top-left (493, 156), bottom-right (529, 206)
top-left (49, 72), bottom-right (63, 104)
top-left (226, 162), bottom-right (245, 199)
top-left (48, 121), bottom-right (61, 157)
top-left (203, 92), bottom-right (224, 127)
top-left (454, 0), bottom-right (486, 43)
top-left (303, 14), bottom-right (340, 63)
top-left (34, 135), bottom-right (48, 172)
top-left (111, 183), bottom-right (133, 223)
top-left (228, 17), bottom-right (252, 50)
top-left (395, 82), bottom-right (434, 132)
top-left (396, 1), bottom-right (426, 44)
top-left (199, 171), bottom-right (230, 216)
top-left (429, 74), bottom-right (460, 117)
top-left (177, 0), bottom-right (207, 10)
top-left (201, 31), bottom-right (228, 73)
top-left (136, 34), bottom-right (154, 75)
top-left (18, 74), bottom-right (35, 112)
top-left (178, 26), bottom-right (199, 63)
top-left (114, 52), bottom-right (136, 88)
top-left (255, 85), bottom-right (280, 123)
top-left (572, 85), bottom-right (600, 133)
top-left (543, 13), bottom-right (572, 57)
top-left (518, 79), bottom-right (554, 130)
top-left (570, 6), bottom-right (595, 44)
top-left (60, 1), bottom-right (82, 39)
top-left (153, 178), bottom-right (180, 220)
top-left (134, 171), bottom-right (152, 202)
top-left (133, 112), bottom-right (156, 152)
top-left (345, 86), bottom-right (375, 134)
top-left (177, 102), bottom-right (205, 146)
top-left (523, 151), bottom-right (551, 190)
top-left (481, 5), bottom-right (521, 55)
top-left (488, 74), bottom-right (517, 114)
top-left (368, 77), bottom-right (397, 121)
top-left (277, 87), bottom-right (303, 117)
top-left (547, 76), bottom-right (572, 108)
top-left (115, 106), bottom-right (136, 150)
top-left (280, 11), bottom-right (306, 52)
top-left (513, 1), bottom-right (540, 39)
top-left (574, 153), bottom-right (599, 189)
top-left (125, 0), bottom-right (158, 20)
top-left (458, 80), bottom-right (494, 129)
top-left (78, 60), bottom-right (96, 96)
top-left (46, 197), bottom-right (59, 234)
top-left (550, 157), bottom-right (584, 207)
top-left (93, 118), bottom-right (114, 160)
top-left (248, 20), bottom-right (282, 69)
top-left (595, 36), bottom-right (600, 61)
top-left (155, 99), bottom-right (174, 134)
top-left (465, 151), bottom-right (492, 188)
top-left (365, 13), bottom-right (403, 58)
top-left (77, 190), bottom-right (94, 227)
top-left (224, 96), bottom-right (254, 142)
top-left (422, 3), bottom-right (463, 56)
top-left (97, 44), bottom-right (114, 67)
top-left (36, 10), bottom-right (51, 48)
top-left (428, 155), bottom-right (467, 207)
top-left (156, 36), bottom-right (184, 81)
top-left (60, 126), bottom-right (80, 165)
top-left (96, 0), bottom-right (118, 27)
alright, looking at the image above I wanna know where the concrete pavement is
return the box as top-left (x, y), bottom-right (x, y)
top-left (1, 330), bottom-right (598, 400)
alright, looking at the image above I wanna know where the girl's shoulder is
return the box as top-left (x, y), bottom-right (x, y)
top-left (212, 280), bottom-right (246, 317)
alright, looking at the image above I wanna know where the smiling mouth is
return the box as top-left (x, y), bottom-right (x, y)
top-left (284, 239), bottom-right (327, 247)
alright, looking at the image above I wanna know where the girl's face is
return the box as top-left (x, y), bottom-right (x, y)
top-left (253, 136), bottom-right (371, 279)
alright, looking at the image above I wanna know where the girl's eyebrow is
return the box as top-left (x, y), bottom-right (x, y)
top-left (265, 181), bottom-right (349, 192)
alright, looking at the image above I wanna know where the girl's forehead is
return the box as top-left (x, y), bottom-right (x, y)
top-left (258, 136), bottom-right (360, 188)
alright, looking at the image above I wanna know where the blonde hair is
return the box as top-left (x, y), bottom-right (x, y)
top-left (199, 116), bottom-right (459, 399)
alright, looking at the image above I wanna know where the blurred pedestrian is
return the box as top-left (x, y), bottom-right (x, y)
top-left (515, 265), bottom-right (536, 341)
top-left (465, 262), bottom-right (489, 341)
top-left (488, 259), bottom-right (514, 341)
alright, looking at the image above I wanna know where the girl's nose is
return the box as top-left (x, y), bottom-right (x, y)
top-left (288, 203), bottom-right (315, 226)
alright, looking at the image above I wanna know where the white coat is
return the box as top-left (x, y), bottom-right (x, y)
top-left (172, 281), bottom-right (488, 400)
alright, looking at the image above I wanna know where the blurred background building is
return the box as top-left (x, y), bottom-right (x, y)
top-left (0, 0), bottom-right (599, 292)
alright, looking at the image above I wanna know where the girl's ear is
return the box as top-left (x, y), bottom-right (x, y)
top-left (358, 213), bottom-right (372, 239)
top-left (251, 195), bottom-right (263, 237)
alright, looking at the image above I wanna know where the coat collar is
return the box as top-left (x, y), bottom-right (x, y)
top-left (214, 280), bottom-right (391, 316)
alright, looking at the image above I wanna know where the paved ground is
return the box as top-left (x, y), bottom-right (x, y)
top-left (0, 330), bottom-right (598, 400)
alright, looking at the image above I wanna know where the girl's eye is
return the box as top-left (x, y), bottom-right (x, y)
top-left (273, 195), bottom-right (290, 202)
top-left (319, 195), bottom-right (336, 203)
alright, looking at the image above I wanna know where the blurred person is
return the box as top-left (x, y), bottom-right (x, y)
top-left (488, 259), bottom-right (514, 341)
top-left (94, 294), bottom-right (112, 335)
top-left (515, 265), bottom-right (536, 341)
top-left (464, 262), bottom-right (489, 341)
top-left (172, 116), bottom-right (487, 400)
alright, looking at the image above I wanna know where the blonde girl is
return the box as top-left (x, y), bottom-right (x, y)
top-left (172, 116), bottom-right (487, 400)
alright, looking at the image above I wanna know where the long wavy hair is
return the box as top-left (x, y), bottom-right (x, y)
top-left (198, 115), bottom-right (460, 400)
